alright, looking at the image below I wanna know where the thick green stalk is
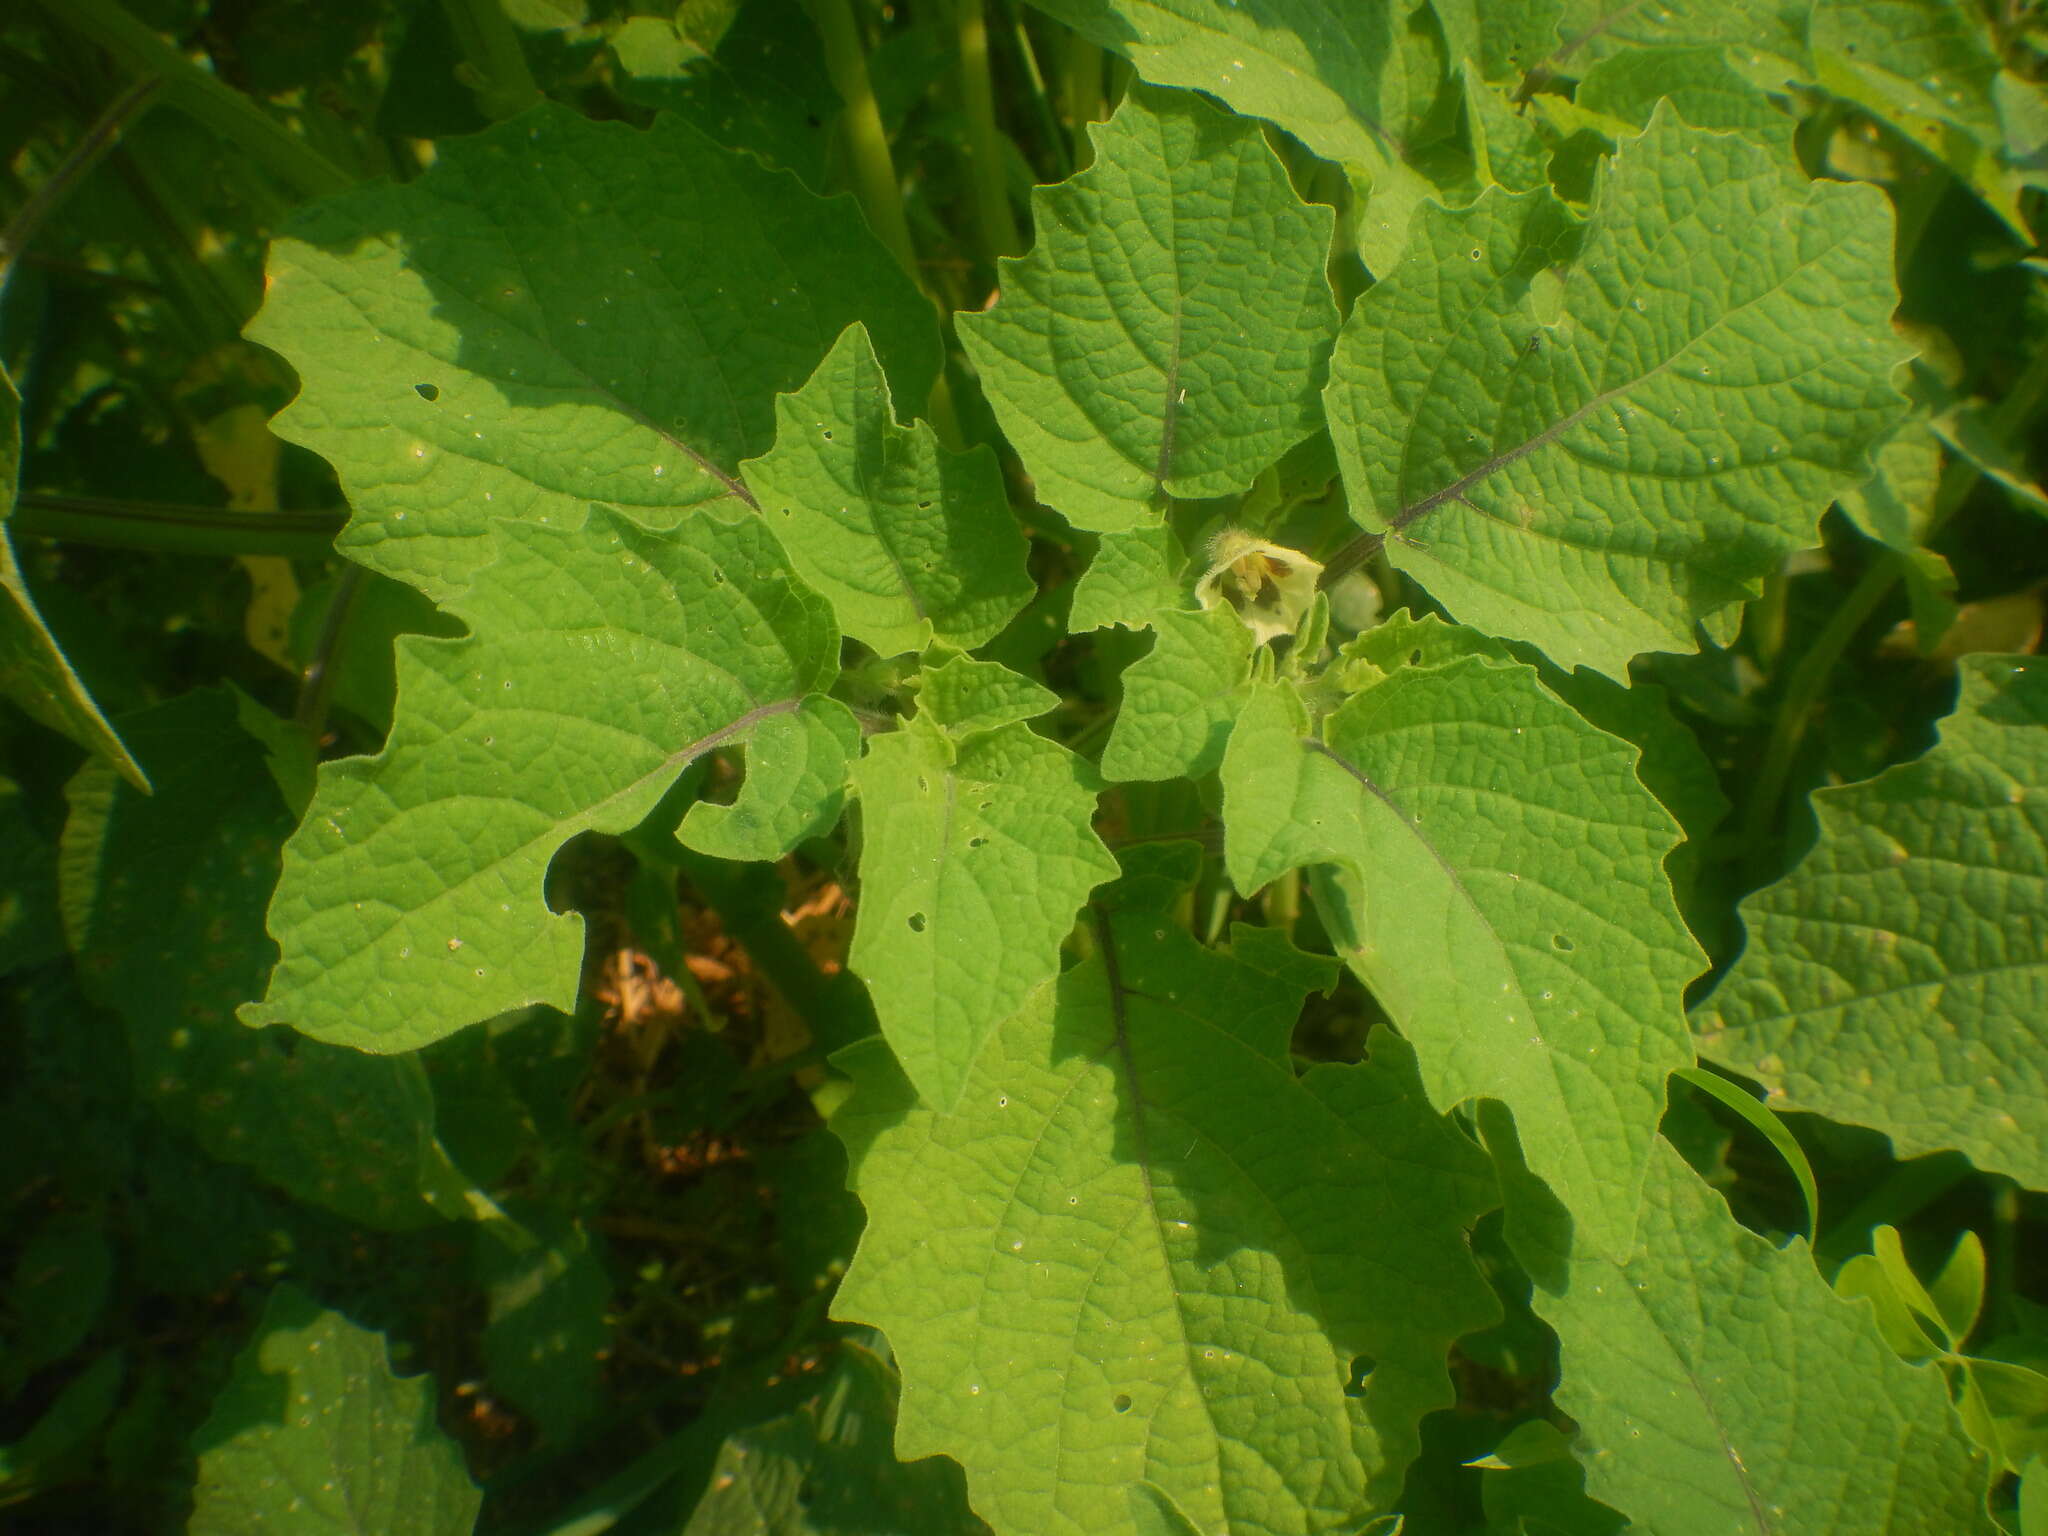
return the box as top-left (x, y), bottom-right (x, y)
top-left (27, 0), bottom-right (352, 199)
top-left (807, 0), bottom-right (921, 284)
top-left (805, 0), bottom-right (964, 443)
top-left (1056, 30), bottom-right (1104, 167)
top-left (952, 0), bottom-right (1023, 264)
top-left (438, 0), bottom-right (542, 122)
top-left (11, 492), bottom-right (346, 559)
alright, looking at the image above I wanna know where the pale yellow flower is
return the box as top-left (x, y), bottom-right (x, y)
top-left (1194, 529), bottom-right (1324, 645)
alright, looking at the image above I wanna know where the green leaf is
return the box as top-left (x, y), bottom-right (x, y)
top-left (1838, 419), bottom-right (1960, 643)
top-left (611, 0), bottom-right (838, 190)
top-left (0, 371), bottom-right (145, 791)
top-left (849, 715), bottom-right (1116, 1109)
top-left (834, 870), bottom-right (1498, 1535)
top-left (1548, 0), bottom-right (1808, 79)
top-left (680, 1341), bottom-right (986, 1535)
top-left (1698, 655), bottom-right (2047, 1188)
top-left (1809, 0), bottom-right (2026, 236)
top-left (916, 653), bottom-right (1060, 737)
top-left (1574, 46), bottom-right (1794, 143)
top-left (679, 694), bottom-right (861, 861)
top-left (247, 508), bottom-right (837, 1052)
top-left (3, 1215), bottom-right (111, 1393)
top-left (1070, 527), bottom-right (1187, 634)
top-left (1533, 1140), bottom-right (1993, 1534)
top-left (1021, 0), bottom-right (1438, 267)
top-left (743, 325), bottom-right (1034, 657)
top-left (1476, 1422), bottom-right (1627, 1535)
top-left (1220, 657), bottom-right (1701, 1256)
top-left (1323, 107), bottom-right (1908, 677)
top-left (250, 102), bottom-right (938, 602)
top-left (1465, 66), bottom-right (1555, 194)
top-left (0, 774), bottom-right (62, 976)
top-left (288, 571), bottom-right (466, 740)
top-left (0, 1352), bottom-right (125, 1489)
top-left (1337, 611), bottom-right (1730, 877)
top-left (60, 688), bottom-right (468, 1228)
top-left (1672, 1065), bottom-right (1819, 1239)
top-left (190, 1285), bottom-right (481, 1536)
top-left (958, 85), bottom-right (1338, 532)
top-left (477, 1216), bottom-right (609, 1445)
top-left (1100, 606), bottom-right (1254, 782)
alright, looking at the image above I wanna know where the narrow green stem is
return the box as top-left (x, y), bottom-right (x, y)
top-left (438, 0), bottom-right (542, 121)
top-left (1737, 551), bottom-right (1901, 860)
top-left (808, 0), bottom-right (920, 283)
top-left (805, 0), bottom-right (965, 443)
top-left (1262, 868), bottom-right (1300, 931)
top-left (294, 563), bottom-right (364, 738)
top-left (994, 0), bottom-right (1070, 180)
top-left (1737, 341), bottom-right (2048, 855)
top-left (1056, 31), bottom-right (1103, 167)
top-left (28, 0), bottom-right (352, 199)
top-left (10, 492), bottom-right (346, 558)
top-left (0, 74), bottom-right (162, 283)
top-left (952, 0), bottom-right (1022, 264)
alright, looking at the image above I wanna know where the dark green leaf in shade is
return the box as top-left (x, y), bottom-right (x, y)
top-left (744, 325), bottom-right (1034, 657)
top-left (1697, 655), bottom-right (2048, 1189)
top-left (0, 371), bottom-right (145, 790)
top-left (2, 1215), bottom-right (112, 1394)
top-left (1324, 108), bottom-right (1908, 677)
top-left (958, 86), bottom-right (1338, 532)
top-left (477, 1215), bottom-right (610, 1446)
top-left (0, 774), bottom-right (63, 975)
top-left (59, 688), bottom-right (468, 1228)
top-left (849, 713), bottom-right (1116, 1109)
top-left (1220, 654), bottom-right (1701, 1258)
top-left (1808, 0), bottom-right (2027, 235)
top-left (835, 854), bottom-right (1499, 1535)
top-left (189, 1285), bottom-right (481, 1535)
top-left (681, 1341), bottom-right (988, 1535)
top-left (247, 509), bottom-right (838, 1053)
top-left (611, 0), bottom-right (839, 190)
top-left (250, 102), bottom-right (938, 602)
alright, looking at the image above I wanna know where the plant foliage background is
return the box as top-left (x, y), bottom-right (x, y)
top-left (1, 0), bottom-right (2046, 1531)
